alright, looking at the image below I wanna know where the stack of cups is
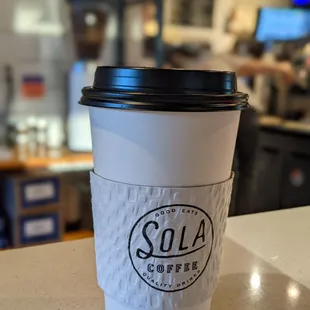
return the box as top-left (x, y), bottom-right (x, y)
top-left (80, 67), bottom-right (248, 310)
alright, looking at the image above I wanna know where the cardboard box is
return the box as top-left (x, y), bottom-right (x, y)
top-left (3, 174), bottom-right (61, 216)
top-left (1, 173), bottom-right (64, 247)
top-left (9, 209), bottom-right (63, 247)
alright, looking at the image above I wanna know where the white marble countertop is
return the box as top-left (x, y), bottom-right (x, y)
top-left (0, 207), bottom-right (310, 309)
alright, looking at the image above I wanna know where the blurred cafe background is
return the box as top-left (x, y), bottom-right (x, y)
top-left (0, 0), bottom-right (310, 250)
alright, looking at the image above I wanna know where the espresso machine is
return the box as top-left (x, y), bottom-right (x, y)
top-left (67, 0), bottom-right (149, 152)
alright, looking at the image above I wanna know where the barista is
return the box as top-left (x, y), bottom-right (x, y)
top-left (164, 43), bottom-right (296, 215)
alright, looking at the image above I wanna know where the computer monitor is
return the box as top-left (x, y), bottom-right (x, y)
top-left (293, 0), bottom-right (310, 7)
top-left (256, 8), bottom-right (310, 42)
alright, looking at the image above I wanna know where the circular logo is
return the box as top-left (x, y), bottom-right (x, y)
top-left (128, 205), bottom-right (214, 292)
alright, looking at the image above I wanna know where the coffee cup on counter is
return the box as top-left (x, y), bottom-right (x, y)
top-left (80, 67), bottom-right (248, 310)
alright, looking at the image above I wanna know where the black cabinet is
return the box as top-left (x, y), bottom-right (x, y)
top-left (256, 125), bottom-right (310, 213)
top-left (281, 152), bottom-right (310, 208)
top-left (256, 144), bottom-right (282, 212)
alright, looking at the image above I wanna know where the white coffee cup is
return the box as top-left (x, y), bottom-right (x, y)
top-left (81, 67), bottom-right (248, 310)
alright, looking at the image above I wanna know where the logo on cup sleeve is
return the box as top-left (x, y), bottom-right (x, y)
top-left (128, 205), bottom-right (214, 292)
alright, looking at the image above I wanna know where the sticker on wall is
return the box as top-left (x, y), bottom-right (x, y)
top-left (22, 75), bottom-right (45, 98)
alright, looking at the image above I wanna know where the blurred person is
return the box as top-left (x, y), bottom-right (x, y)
top-left (203, 44), bottom-right (295, 216)
top-left (222, 10), bottom-right (295, 211)
top-left (164, 43), bottom-right (296, 215)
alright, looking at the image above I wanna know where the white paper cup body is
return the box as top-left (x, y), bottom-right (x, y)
top-left (85, 65), bottom-right (245, 310)
top-left (89, 107), bottom-right (240, 187)
top-left (89, 106), bottom-right (240, 310)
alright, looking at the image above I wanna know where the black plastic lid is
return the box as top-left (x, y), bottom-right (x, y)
top-left (80, 67), bottom-right (249, 112)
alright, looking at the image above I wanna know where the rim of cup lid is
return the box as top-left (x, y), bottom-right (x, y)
top-left (80, 67), bottom-right (249, 112)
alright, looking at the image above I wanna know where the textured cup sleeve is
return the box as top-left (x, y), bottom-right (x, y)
top-left (90, 172), bottom-right (234, 310)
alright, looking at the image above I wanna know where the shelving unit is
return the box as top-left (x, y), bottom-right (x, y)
top-left (143, 0), bottom-right (236, 53)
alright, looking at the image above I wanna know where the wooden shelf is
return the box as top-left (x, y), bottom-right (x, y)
top-left (0, 148), bottom-right (93, 172)
top-left (63, 231), bottom-right (94, 242)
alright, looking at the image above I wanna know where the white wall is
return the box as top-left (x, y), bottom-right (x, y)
top-left (236, 0), bottom-right (290, 7)
top-left (213, 0), bottom-right (290, 34)
top-left (230, 0), bottom-right (291, 33)
top-left (149, 0), bottom-right (291, 53)
top-left (0, 0), bottom-right (71, 120)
